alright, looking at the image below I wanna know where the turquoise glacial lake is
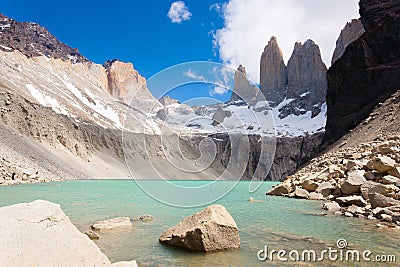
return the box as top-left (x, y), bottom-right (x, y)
top-left (0, 180), bottom-right (398, 266)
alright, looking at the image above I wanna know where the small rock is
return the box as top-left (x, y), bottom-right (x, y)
top-left (316, 182), bottom-right (334, 197)
top-left (309, 192), bottom-right (325, 200)
top-left (328, 165), bottom-right (345, 178)
top-left (134, 215), bottom-right (154, 222)
top-left (377, 143), bottom-right (395, 155)
top-left (388, 167), bottom-right (400, 178)
top-left (322, 202), bottom-right (341, 212)
top-left (344, 212), bottom-right (354, 217)
top-left (84, 230), bottom-right (100, 240)
top-left (366, 156), bottom-right (396, 174)
top-left (341, 171), bottom-right (366, 195)
top-left (382, 175), bottom-right (400, 187)
top-left (336, 196), bottom-right (367, 207)
top-left (346, 160), bottom-right (360, 171)
top-left (302, 179), bottom-right (319, 192)
top-left (91, 217), bottom-right (132, 231)
top-left (369, 193), bottom-right (400, 209)
top-left (294, 187), bottom-right (310, 199)
top-left (381, 214), bottom-right (393, 222)
top-left (364, 171), bottom-right (376, 180)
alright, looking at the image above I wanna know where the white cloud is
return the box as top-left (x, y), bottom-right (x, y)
top-left (168, 1), bottom-right (192, 24)
top-left (209, 85), bottom-right (229, 96)
top-left (209, 3), bottom-right (222, 13)
top-left (183, 69), bottom-right (206, 81)
top-left (213, 0), bottom-right (360, 82)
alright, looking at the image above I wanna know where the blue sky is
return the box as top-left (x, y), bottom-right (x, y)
top-left (0, 0), bottom-right (359, 105)
top-left (0, 0), bottom-right (225, 77)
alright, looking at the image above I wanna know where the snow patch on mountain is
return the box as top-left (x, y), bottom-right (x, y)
top-left (155, 99), bottom-right (326, 137)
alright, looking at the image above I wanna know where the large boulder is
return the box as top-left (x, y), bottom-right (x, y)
top-left (382, 175), bottom-right (400, 187)
top-left (159, 205), bottom-right (240, 252)
top-left (0, 200), bottom-right (136, 266)
top-left (369, 193), bottom-right (400, 209)
top-left (388, 167), bottom-right (400, 178)
top-left (302, 179), bottom-right (319, 192)
top-left (294, 187), bottom-right (310, 199)
top-left (366, 156), bottom-right (396, 174)
top-left (91, 217), bottom-right (132, 231)
top-left (316, 182), bottom-right (334, 197)
top-left (341, 171), bottom-right (366, 195)
top-left (361, 181), bottom-right (399, 200)
top-left (266, 182), bottom-right (293, 196)
top-left (336, 196), bottom-right (367, 207)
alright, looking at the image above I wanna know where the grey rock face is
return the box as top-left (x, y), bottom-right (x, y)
top-left (287, 40), bottom-right (327, 106)
top-left (229, 65), bottom-right (261, 104)
top-left (260, 36), bottom-right (287, 106)
top-left (259, 37), bottom-right (327, 118)
top-left (331, 19), bottom-right (365, 64)
top-left (279, 40), bottom-right (327, 119)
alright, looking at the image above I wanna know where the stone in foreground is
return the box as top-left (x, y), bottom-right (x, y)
top-left (91, 217), bottom-right (132, 231)
top-left (159, 205), bottom-right (240, 252)
top-left (266, 182), bottom-right (293, 196)
top-left (84, 230), bottom-right (100, 240)
top-left (0, 200), bottom-right (136, 266)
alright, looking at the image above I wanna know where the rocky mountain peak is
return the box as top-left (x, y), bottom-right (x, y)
top-left (237, 64), bottom-right (246, 75)
top-left (331, 19), bottom-right (365, 64)
top-left (259, 36), bottom-right (327, 119)
top-left (278, 39), bottom-right (327, 118)
top-left (260, 36), bottom-right (287, 106)
top-left (287, 39), bottom-right (327, 100)
top-left (0, 13), bottom-right (88, 64)
top-left (103, 59), bottom-right (154, 103)
top-left (159, 96), bottom-right (180, 106)
top-left (229, 65), bottom-right (260, 104)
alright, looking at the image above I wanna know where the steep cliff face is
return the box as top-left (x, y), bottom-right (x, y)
top-left (229, 65), bottom-right (261, 104)
top-left (331, 19), bottom-right (365, 64)
top-left (0, 13), bottom-right (88, 63)
top-left (104, 59), bottom-right (155, 104)
top-left (259, 37), bottom-right (327, 119)
top-left (287, 40), bottom-right (327, 101)
top-left (260, 37), bottom-right (287, 106)
top-left (359, 0), bottom-right (400, 29)
top-left (324, 0), bottom-right (400, 145)
top-left (203, 132), bottom-right (324, 181)
top-left (280, 40), bottom-right (327, 118)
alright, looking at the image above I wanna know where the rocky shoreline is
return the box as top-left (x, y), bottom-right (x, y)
top-left (267, 135), bottom-right (400, 229)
